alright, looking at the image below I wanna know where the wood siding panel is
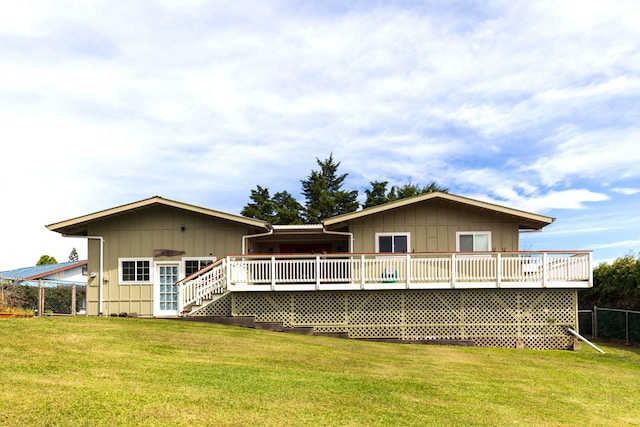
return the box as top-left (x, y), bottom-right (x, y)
top-left (349, 200), bottom-right (522, 254)
top-left (85, 205), bottom-right (255, 316)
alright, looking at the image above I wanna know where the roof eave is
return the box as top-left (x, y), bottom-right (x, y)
top-left (324, 192), bottom-right (555, 230)
top-left (46, 196), bottom-right (270, 234)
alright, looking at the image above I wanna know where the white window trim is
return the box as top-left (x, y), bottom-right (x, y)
top-left (375, 232), bottom-right (410, 253)
top-left (456, 231), bottom-right (492, 252)
top-left (119, 257), bottom-right (154, 285)
top-left (182, 257), bottom-right (217, 277)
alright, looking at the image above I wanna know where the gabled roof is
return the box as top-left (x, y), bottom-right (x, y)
top-left (323, 192), bottom-right (555, 231)
top-left (0, 260), bottom-right (87, 281)
top-left (46, 196), bottom-right (270, 236)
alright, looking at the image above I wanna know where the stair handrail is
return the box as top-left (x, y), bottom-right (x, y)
top-left (178, 257), bottom-right (228, 311)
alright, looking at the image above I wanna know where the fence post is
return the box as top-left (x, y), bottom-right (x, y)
top-left (38, 279), bottom-right (45, 316)
top-left (71, 283), bottom-right (77, 316)
top-left (626, 311), bottom-right (630, 346)
top-left (593, 306), bottom-right (598, 339)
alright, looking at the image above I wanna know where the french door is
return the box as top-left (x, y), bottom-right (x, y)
top-left (154, 263), bottom-right (180, 316)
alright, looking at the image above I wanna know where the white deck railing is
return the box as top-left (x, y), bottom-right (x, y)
top-left (179, 251), bottom-right (592, 312)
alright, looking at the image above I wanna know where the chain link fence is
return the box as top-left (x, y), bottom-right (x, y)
top-left (579, 307), bottom-right (640, 345)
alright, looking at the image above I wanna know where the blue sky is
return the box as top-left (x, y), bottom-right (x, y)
top-left (1, 0), bottom-right (639, 270)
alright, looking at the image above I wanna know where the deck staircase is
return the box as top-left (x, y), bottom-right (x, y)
top-left (179, 258), bottom-right (229, 316)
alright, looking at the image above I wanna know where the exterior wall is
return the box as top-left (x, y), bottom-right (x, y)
top-left (193, 289), bottom-right (578, 350)
top-left (347, 199), bottom-right (520, 253)
top-left (85, 205), bottom-right (260, 316)
top-left (43, 266), bottom-right (87, 284)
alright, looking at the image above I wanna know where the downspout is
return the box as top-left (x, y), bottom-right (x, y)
top-left (63, 235), bottom-right (104, 316)
top-left (242, 227), bottom-right (274, 255)
top-left (322, 227), bottom-right (354, 253)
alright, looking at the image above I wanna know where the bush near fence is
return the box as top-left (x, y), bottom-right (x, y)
top-left (1, 282), bottom-right (86, 315)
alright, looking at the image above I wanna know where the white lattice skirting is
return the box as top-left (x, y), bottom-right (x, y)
top-left (192, 289), bottom-right (578, 350)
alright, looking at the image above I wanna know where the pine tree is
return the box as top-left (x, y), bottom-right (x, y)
top-left (241, 186), bottom-right (303, 224)
top-left (69, 247), bottom-right (79, 262)
top-left (300, 154), bottom-right (359, 223)
top-left (271, 191), bottom-right (303, 225)
top-left (363, 181), bottom-right (449, 208)
top-left (241, 185), bottom-right (276, 222)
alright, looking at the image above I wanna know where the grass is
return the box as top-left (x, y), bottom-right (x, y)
top-left (1, 317), bottom-right (639, 426)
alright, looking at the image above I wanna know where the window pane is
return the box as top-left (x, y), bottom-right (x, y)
top-left (122, 261), bottom-right (135, 281)
top-left (379, 236), bottom-right (393, 253)
top-left (394, 235), bottom-right (408, 253)
top-left (137, 261), bottom-right (150, 281)
top-left (459, 235), bottom-right (474, 251)
top-left (474, 234), bottom-right (489, 251)
top-left (186, 259), bottom-right (215, 276)
top-left (185, 260), bottom-right (199, 275)
top-left (199, 259), bottom-right (214, 269)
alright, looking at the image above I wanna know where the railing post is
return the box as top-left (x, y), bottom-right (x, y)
top-left (496, 253), bottom-right (502, 288)
top-left (589, 252), bottom-right (594, 287)
top-left (451, 253), bottom-right (456, 288)
top-left (361, 254), bottom-right (365, 289)
top-left (315, 255), bottom-right (321, 289)
top-left (271, 256), bottom-right (276, 290)
top-left (542, 252), bottom-right (548, 288)
top-left (177, 280), bottom-right (184, 314)
top-left (406, 253), bottom-right (411, 289)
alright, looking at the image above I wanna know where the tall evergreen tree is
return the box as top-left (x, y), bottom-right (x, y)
top-left (241, 185), bottom-right (277, 222)
top-left (363, 181), bottom-right (391, 209)
top-left (364, 180), bottom-right (449, 208)
top-left (68, 247), bottom-right (79, 262)
top-left (271, 191), bottom-right (303, 225)
top-left (300, 154), bottom-right (359, 223)
top-left (241, 186), bottom-right (303, 224)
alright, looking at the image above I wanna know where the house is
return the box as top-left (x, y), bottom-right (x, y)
top-left (0, 260), bottom-right (88, 287)
top-left (46, 193), bottom-right (592, 349)
top-left (0, 260), bottom-right (88, 313)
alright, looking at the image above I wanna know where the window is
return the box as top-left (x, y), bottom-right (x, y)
top-left (376, 233), bottom-right (410, 253)
top-left (119, 258), bottom-right (152, 284)
top-left (456, 232), bottom-right (491, 252)
top-left (184, 258), bottom-right (216, 276)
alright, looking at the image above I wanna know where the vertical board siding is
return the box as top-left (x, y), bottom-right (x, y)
top-left (85, 205), bottom-right (253, 316)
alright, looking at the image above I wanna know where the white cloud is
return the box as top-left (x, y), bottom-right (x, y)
top-left (589, 239), bottom-right (640, 251)
top-left (613, 188), bottom-right (640, 195)
top-left (1, 1), bottom-right (640, 269)
top-left (467, 188), bottom-right (610, 214)
top-left (524, 127), bottom-right (640, 186)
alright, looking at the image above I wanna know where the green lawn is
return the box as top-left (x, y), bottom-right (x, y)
top-left (1, 317), bottom-right (639, 426)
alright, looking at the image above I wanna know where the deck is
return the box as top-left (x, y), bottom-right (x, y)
top-left (178, 251), bottom-right (592, 313)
